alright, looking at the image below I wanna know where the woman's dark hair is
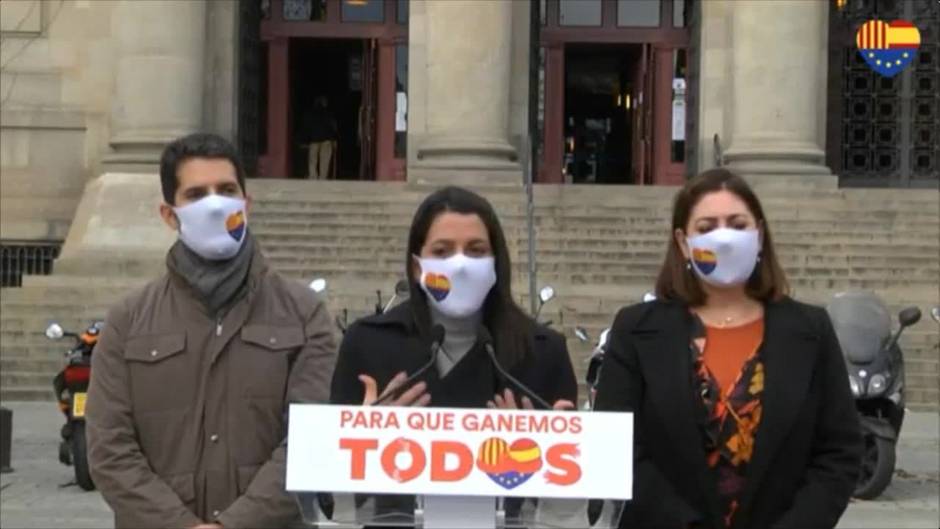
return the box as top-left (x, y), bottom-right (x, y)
top-left (406, 186), bottom-right (533, 368)
top-left (655, 168), bottom-right (790, 305)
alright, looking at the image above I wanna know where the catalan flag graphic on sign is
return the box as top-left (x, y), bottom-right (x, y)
top-left (856, 19), bottom-right (921, 77)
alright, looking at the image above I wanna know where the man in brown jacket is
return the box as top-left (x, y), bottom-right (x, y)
top-left (87, 133), bottom-right (337, 529)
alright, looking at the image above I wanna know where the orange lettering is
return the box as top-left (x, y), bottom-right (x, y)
top-left (340, 410), bottom-right (353, 427)
top-left (569, 416), bottom-right (583, 434)
top-left (544, 443), bottom-right (581, 486)
top-left (339, 438), bottom-right (378, 480)
top-left (381, 437), bottom-right (426, 483)
top-left (430, 441), bottom-right (473, 482)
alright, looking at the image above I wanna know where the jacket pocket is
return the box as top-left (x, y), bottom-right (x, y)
top-left (238, 325), bottom-right (305, 398)
top-left (125, 333), bottom-right (187, 363)
top-left (240, 325), bottom-right (305, 351)
top-left (236, 464), bottom-right (263, 496)
top-left (125, 333), bottom-right (192, 412)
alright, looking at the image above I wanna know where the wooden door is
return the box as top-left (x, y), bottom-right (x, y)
top-left (632, 43), bottom-right (653, 185)
top-left (359, 39), bottom-right (378, 180)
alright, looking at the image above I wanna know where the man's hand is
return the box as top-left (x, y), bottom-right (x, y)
top-left (190, 524), bottom-right (222, 529)
top-left (486, 388), bottom-right (575, 410)
top-left (359, 372), bottom-right (431, 407)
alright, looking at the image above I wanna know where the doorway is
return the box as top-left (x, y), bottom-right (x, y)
top-left (563, 44), bottom-right (644, 184)
top-left (289, 38), bottom-right (376, 180)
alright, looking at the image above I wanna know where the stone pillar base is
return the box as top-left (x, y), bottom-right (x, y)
top-left (417, 137), bottom-right (519, 170)
top-left (55, 172), bottom-right (174, 278)
top-left (408, 166), bottom-right (524, 187)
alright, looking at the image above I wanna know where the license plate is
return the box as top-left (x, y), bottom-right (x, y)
top-left (72, 392), bottom-right (87, 418)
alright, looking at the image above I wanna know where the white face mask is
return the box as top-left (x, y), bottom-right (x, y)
top-left (686, 228), bottom-right (760, 287)
top-left (417, 254), bottom-right (497, 318)
top-left (173, 195), bottom-right (248, 260)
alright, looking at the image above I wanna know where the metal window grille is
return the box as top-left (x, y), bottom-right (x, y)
top-left (0, 242), bottom-right (62, 288)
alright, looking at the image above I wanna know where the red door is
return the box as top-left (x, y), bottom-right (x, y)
top-left (359, 39), bottom-right (378, 180)
top-left (632, 44), bottom-right (653, 185)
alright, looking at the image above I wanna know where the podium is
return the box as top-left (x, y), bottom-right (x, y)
top-left (287, 405), bottom-right (632, 528)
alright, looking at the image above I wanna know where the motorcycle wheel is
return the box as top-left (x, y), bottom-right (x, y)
top-left (854, 433), bottom-right (895, 500)
top-left (70, 422), bottom-right (96, 491)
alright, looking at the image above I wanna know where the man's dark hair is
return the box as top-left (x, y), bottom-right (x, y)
top-left (159, 132), bottom-right (247, 205)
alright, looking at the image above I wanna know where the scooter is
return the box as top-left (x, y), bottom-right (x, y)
top-left (308, 278), bottom-right (349, 335)
top-left (534, 285), bottom-right (556, 326)
top-left (576, 292), bottom-right (655, 410)
top-left (825, 290), bottom-right (921, 500)
top-left (46, 320), bottom-right (102, 491)
top-left (375, 279), bottom-right (410, 315)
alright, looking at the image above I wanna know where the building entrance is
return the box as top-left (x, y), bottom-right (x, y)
top-left (239, 0), bottom-right (408, 180)
top-left (563, 44), bottom-right (642, 184)
top-left (538, 0), bottom-right (693, 185)
top-left (289, 39), bottom-right (373, 180)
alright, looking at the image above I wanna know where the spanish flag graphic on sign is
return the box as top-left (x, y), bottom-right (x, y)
top-left (477, 438), bottom-right (543, 490)
top-left (856, 19), bottom-right (921, 77)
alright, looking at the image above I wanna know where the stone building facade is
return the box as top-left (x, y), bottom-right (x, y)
top-left (0, 0), bottom-right (937, 265)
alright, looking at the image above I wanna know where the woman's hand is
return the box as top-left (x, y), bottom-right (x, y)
top-left (486, 388), bottom-right (574, 411)
top-left (359, 372), bottom-right (431, 407)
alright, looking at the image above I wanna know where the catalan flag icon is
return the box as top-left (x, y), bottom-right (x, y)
top-left (856, 19), bottom-right (921, 78)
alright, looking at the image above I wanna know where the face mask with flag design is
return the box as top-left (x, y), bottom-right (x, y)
top-left (416, 254), bottom-right (496, 318)
top-left (174, 195), bottom-right (247, 260)
top-left (686, 228), bottom-right (760, 288)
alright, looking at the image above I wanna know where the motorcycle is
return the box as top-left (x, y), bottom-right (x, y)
top-left (46, 320), bottom-right (102, 491)
top-left (825, 290), bottom-right (921, 500)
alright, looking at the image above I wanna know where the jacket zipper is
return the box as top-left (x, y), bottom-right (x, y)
top-left (216, 316), bottom-right (223, 337)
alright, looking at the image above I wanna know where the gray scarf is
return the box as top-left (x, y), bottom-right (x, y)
top-left (166, 231), bottom-right (255, 317)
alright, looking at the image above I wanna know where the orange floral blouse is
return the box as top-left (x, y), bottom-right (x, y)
top-left (690, 316), bottom-right (765, 529)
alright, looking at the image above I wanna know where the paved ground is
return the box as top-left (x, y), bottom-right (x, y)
top-left (0, 401), bottom-right (937, 528)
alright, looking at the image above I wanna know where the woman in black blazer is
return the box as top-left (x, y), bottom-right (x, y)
top-left (594, 169), bottom-right (861, 529)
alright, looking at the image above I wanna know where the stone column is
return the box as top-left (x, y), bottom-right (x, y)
top-left (416, 0), bottom-right (518, 171)
top-left (103, 0), bottom-right (207, 170)
top-left (58, 0), bottom-right (207, 276)
top-left (722, 0), bottom-right (831, 179)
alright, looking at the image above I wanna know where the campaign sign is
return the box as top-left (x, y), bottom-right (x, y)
top-left (286, 405), bottom-right (633, 500)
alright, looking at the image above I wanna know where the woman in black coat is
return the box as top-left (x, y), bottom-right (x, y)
top-left (329, 186), bottom-right (578, 523)
top-left (594, 169), bottom-right (861, 529)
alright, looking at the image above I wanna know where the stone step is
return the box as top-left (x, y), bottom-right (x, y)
top-left (263, 256), bottom-right (939, 282)
top-left (250, 231), bottom-right (940, 256)
top-left (1, 370), bottom-right (56, 388)
top-left (247, 205), bottom-right (939, 225)
top-left (250, 218), bottom-right (939, 239)
top-left (907, 389), bottom-right (939, 411)
top-left (0, 386), bottom-right (55, 402)
top-left (247, 179), bottom-right (940, 205)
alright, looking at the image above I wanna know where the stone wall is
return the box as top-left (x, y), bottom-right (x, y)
top-left (0, 0), bottom-right (116, 241)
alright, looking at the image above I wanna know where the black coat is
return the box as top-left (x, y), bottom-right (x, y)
top-left (331, 301), bottom-right (578, 408)
top-left (594, 298), bottom-right (861, 529)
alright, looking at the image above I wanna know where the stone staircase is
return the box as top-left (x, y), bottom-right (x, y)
top-left (2, 180), bottom-right (938, 409)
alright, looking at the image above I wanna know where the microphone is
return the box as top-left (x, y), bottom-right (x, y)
top-left (372, 324), bottom-right (445, 406)
top-left (478, 325), bottom-right (553, 410)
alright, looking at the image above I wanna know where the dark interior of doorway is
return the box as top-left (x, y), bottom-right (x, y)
top-left (564, 44), bottom-right (641, 185)
top-left (290, 38), bottom-right (365, 180)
